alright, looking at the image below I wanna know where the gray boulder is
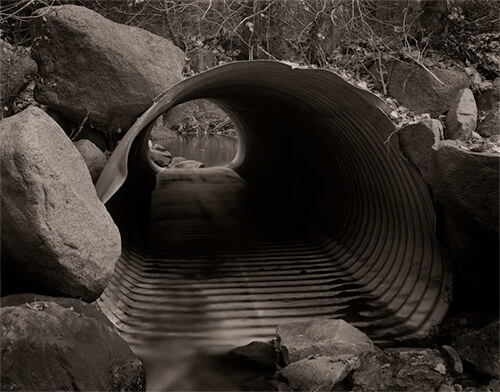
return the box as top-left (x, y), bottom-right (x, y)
top-left (0, 39), bottom-right (37, 109)
top-left (400, 125), bottom-right (499, 235)
top-left (384, 61), bottom-right (470, 116)
top-left (352, 348), bottom-right (446, 392)
top-left (1, 300), bottom-right (145, 391)
top-left (171, 159), bottom-right (205, 169)
top-left (430, 140), bottom-right (499, 234)
top-left (31, 5), bottom-right (185, 133)
top-left (0, 106), bottom-right (121, 301)
top-left (276, 319), bottom-right (374, 365)
top-left (446, 88), bottom-right (477, 140)
top-left (1, 293), bottom-right (111, 325)
top-left (477, 103), bottom-right (500, 138)
top-left (399, 119), bottom-right (442, 178)
top-left (281, 355), bottom-right (358, 392)
top-left (74, 139), bottom-right (107, 183)
top-left (399, 125), bottom-right (499, 305)
top-left (455, 321), bottom-right (499, 377)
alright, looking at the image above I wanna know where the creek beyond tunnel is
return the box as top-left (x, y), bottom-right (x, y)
top-left (96, 61), bottom-right (452, 355)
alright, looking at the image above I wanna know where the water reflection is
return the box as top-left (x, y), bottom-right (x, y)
top-left (163, 134), bottom-right (238, 167)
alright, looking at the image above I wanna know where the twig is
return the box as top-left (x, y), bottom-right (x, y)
top-left (70, 108), bottom-right (90, 141)
top-left (403, 53), bottom-right (445, 85)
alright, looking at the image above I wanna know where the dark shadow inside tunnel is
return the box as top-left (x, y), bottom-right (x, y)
top-left (96, 62), bottom-right (452, 358)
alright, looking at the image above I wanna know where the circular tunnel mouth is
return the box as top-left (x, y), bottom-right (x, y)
top-left (96, 61), bottom-right (452, 354)
top-left (149, 99), bottom-right (239, 169)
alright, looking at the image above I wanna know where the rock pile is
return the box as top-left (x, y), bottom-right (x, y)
top-left (227, 318), bottom-right (499, 392)
top-left (148, 142), bottom-right (205, 169)
top-left (0, 5), bottom-right (196, 388)
top-left (398, 85), bottom-right (499, 305)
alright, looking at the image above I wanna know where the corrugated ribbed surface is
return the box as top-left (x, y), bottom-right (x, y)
top-left (96, 61), bottom-right (452, 352)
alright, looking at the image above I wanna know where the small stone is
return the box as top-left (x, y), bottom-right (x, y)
top-left (74, 139), bottom-right (107, 183)
top-left (441, 345), bottom-right (463, 375)
top-left (471, 131), bottom-right (482, 139)
top-left (168, 156), bottom-right (186, 168)
top-left (446, 88), bottom-right (478, 140)
top-left (149, 149), bottom-right (172, 167)
top-left (438, 383), bottom-right (455, 392)
top-left (281, 355), bottom-right (356, 392)
top-left (486, 378), bottom-right (500, 392)
top-left (152, 143), bottom-right (168, 153)
top-left (171, 159), bottom-right (205, 169)
top-left (276, 319), bottom-right (374, 365)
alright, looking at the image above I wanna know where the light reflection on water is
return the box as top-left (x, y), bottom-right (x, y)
top-left (162, 134), bottom-right (238, 167)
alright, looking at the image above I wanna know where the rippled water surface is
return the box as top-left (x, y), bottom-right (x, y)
top-left (163, 134), bottom-right (238, 167)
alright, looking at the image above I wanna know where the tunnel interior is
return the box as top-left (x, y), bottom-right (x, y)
top-left (96, 62), bottom-right (452, 357)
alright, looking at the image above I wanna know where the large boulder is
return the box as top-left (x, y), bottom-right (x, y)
top-left (455, 321), bottom-right (500, 378)
top-left (1, 293), bottom-right (110, 325)
top-left (276, 319), bottom-right (375, 365)
top-left (30, 5), bottom-right (185, 133)
top-left (74, 139), bottom-right (107, 183)
top-left (0, 39), bottom-right (37, 108)
top-left (384, 61), bottom-right (470, 116)
top-left (1, 299), bottom-right (145, 391)
top-left (430, 141), bottom-right (499, 234)
top-left (445, 88), bottom-right (477, 140)
top-left (352, 348), bottom-right (446, 392)
top-left (0, 106), bottom-right (121, 301)
top-left (399, 125), bottom-right (499, 306)
top-left (400, 126), bottom-right (499, 235)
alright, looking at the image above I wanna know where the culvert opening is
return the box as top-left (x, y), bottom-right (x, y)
top-left (148, 99), bottom-right (239, 168)
top-left (96, 61), bottom-right (452, 360)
